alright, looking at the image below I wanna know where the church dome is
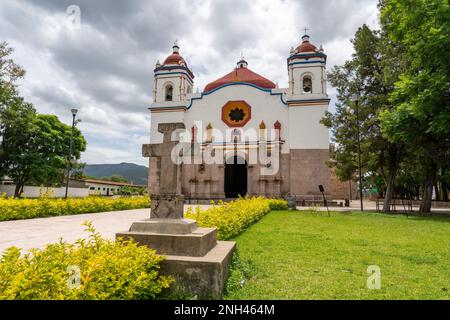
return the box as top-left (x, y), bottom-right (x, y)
top-left (295, 35), bottom-right (318, 53)
top-left (204, 59), bottom-right (276, 93)
top-left (163, 43), bottom-right (187, 66)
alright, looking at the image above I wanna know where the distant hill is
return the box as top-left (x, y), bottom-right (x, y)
top-left (83, 163), bottom-right (148, 186)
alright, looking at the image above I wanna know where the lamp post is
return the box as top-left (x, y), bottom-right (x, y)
top-left (65, 109), bottom-right (78, 199)
top-left (352, 94), bottom-right (364, 212)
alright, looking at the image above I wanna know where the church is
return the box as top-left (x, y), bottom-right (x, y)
top-left (147, 34), bottom-right (333, 201)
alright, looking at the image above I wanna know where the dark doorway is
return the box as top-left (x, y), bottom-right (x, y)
top-left (225, 156), bottom-right (247, 198)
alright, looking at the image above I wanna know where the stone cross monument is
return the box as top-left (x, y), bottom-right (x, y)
top-left (144, 122), bottom-right (185, 219)
top-left (117, 123), bottom-right (235, 299)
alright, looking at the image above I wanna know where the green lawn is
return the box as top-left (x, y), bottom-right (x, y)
top-left (226, 210), bottom-right (450, 300)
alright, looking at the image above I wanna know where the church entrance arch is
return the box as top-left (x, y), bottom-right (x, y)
top-left (225, 156), bottom-right (248, 198)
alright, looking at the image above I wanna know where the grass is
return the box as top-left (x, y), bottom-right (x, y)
top-left (225, 210), bottom-right (450, 300)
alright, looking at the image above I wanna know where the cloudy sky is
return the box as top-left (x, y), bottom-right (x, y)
top-left (0, 0), bottom-right (379, 166)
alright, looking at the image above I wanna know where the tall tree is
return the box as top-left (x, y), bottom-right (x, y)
top-left (1, 108), bottom-right (86, 197)
top-left (322, 24), bottom-right (405, 212)
top-left (0, 42), bottom-right (87, 197)
top-left (0, 42), bottom-right (26, 179)
top-left (379, 0), bottom-right (450, 212)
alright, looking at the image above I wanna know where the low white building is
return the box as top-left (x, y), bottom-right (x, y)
top-left (0, 178), bottom-right (89, 198)
top-left (72, 179), bottom-right (146, 196)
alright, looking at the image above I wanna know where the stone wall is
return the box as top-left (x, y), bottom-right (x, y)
top-left (288, 149), bottom-right (331, 199)
top-left (329, 169), bottom-right (358, 200)
top-left (0, 185), bottom-right (89, 198)
top-left (172, 148), bottom-right (333, 200)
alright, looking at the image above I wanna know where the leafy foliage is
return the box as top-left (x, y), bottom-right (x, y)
top-left (0, 42), bottom-right (87, 197)
top-left (185, 197), bottom-right (287, 240)
top-left (379, 0), bottom-right (450, 211)
top-left (0, 196), bottom-right (150, 222)
top-left (0, 222), bottom-right (172, 300)
top-left (321, 24), bottom-right (406, 211)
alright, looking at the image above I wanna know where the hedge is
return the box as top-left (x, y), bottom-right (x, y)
top-left (185, 197), bottom-right (288, 240)
top-left (0, 222), bottom-right (172, 300)
top-left (0, 196), bottom-right (151, 222)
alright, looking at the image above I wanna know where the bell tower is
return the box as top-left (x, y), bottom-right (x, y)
top-left (287, 34), bottom-right (327, 99)
top-left (153, 42), bottom-right (194, 104)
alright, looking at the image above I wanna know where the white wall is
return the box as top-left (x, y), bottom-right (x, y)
top-left (0, 185), bottom-right (89, 198)
top-left (86, 183), bottom-right (121, 196)
top-left (288, 105), bottom-right (329, 149)
top-left (180, 85), bottom-right (291, 154)
top-left (150, 110), bottom-right (185, 144)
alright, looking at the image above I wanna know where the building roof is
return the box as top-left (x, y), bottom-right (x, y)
top-left (162, 43), bottom-right (188, 67)
top-left (295, 35), bottom-right (318, 53)
top-left (72, 179), bottom-right (146, 188)
top-left (163, 52), bottom-right (187, 65)
top-left (204, 61), bottom-right (276, 93)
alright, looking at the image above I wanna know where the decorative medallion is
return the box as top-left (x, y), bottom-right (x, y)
top-left (221, 100), bottom-right (252, 127)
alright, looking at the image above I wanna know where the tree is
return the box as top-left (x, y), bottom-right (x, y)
top-left (0, 42), bottom-right (26, 179)
top-left (322, 24), bottom-right (406, 212)
top-left (0, 42), bottom-right (87, 197)
top-left (379, 0), bottom-right (450, 212)
top-left (101, 175), bottom-right (129, 183)
top-left (0, 41), bottom-right (25, 87)
top-left (1, 109), bottom-right (87, 197)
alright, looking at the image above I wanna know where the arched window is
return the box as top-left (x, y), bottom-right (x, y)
top-left (187, 86), bottom-right (191, 94)
top-left (302, 76), bottom-right (312, 93)
top-left (165, 84), bottom-right (173, 101)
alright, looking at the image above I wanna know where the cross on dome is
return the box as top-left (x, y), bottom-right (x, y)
top-left (303, 27), bottom-right (310, 36)
top-left (237, 52), bottom-right (248, 68)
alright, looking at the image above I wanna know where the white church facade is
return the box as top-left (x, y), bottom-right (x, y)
top-left (148, 35), bottom-right (333, 201)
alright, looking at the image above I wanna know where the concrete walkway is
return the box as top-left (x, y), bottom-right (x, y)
top-left (0, 209), bottom-right (149, 254)
top-left (0, 205), bottom-right (211, 254)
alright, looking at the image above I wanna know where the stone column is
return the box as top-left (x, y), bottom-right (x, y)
top-left (116, 122), bottom-right (235, 299)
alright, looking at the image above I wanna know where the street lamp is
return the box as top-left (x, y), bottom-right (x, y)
top-left (65, 108), bottom-right (78, 199)
top-left (351, 94), bottom-right (364, 212)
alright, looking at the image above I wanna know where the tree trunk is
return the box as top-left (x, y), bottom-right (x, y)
top-left (443, 183), bottom-right (449, 202)
top-left (419, 164), bottom-right (437, 213)
top-left (382, 162), bottom-right (398, 213)
top-left (382, 147), bottom-right (401, 213)
top-left (434, 181), bottom-right (441, 201)
top-left (14, 182), bottom-right (24, 198)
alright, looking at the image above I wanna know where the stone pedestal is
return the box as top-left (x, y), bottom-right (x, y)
top-left (116, 217), bottom-right (235, 299)
top-left (150, 194), bottom-right (185, 219)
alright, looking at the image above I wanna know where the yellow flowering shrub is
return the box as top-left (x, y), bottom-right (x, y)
top-left (185, 197), bottom-right (288, 240)
top-left (0, 222), bottom-right (172, 300)
top-left (0, 196), bottom-right (150, 222)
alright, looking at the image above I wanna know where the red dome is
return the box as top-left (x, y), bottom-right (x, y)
top-left (204, 65), bottom-right (276, 93)
top-left (164, 52), bottom-right (186, 65)
top-left (295, 35), bottom-right (317, 53)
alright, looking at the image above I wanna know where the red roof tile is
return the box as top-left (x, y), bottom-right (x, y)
top-left (163, 52), bottom-right (186, 65)
top-left (295, 35), bottom-right (318, 53)
top-left (204, 66), bottom-right (276, 93)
